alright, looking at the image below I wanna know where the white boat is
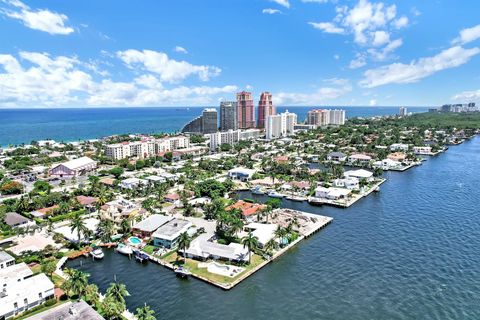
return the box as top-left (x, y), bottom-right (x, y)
top-left (267, 190), bottom-right (284, 198)
top-left (116, 243), bottom-right (133, 255)
top-left (374, 186), bottom-right (380, 192)
top-left (251, 186), bottom-right (264, 195)
top-left (90, 248), bottom-right (104, 259)
top-left (286, 195), bottom-right (307, 202)
top-left (174, 266), bottom-right (191, 278)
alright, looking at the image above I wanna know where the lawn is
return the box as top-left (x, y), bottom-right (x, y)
top-left (162, 252), bottom-right (265, 285)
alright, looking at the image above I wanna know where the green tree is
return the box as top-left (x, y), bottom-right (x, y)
top-left (101, 295), bottom-right (125, 319)
top-left (62, 268), bottom-right (89, 298)
top-left (177, 232), bottom-right (191, 264)
top-left (135, 304), bottom-right (156, 320)
top-left (241, 232), bottom-right (259, 264)
top-left (41, 259), bottom-right (57, 278)
top-left (106, 282), bottom-right (130, 305)
top-left (84, 283), bottom-right (100, 307)
top-left (70, 214), bottom-right (89, 246)
top-left (97, 218), bottom-right (116, 243)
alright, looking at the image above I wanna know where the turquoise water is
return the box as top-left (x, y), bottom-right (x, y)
top-left (128, 237), bottom-right (141, 245)
top-left (0, 106), bottom-right (428, 146)
top-left (67, 136), bottom-right (480, 320)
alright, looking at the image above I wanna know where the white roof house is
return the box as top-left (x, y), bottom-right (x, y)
top-left (0, 251), bottom-right (15, 269)
top-left (243, 223), bottom-right (278, 248)
top-left (228, 167), bottom-right (256, 181)
top-left (152, 219), bottom-right (192, 249)
top-left (120, 177), bottom-right (147, 190)
top-left (49, 156), bottom-right (97, 178)
top-left (132, 214), bottom-right (173, 235)
top-left (344, 169), bottom-right (374, 180)
top-left (184, 234), bottom-right (249, 263)
top-left (54, 218), bottom-right (99, 243)
top-left (0, 262), bottom-right (33, 289)
top-left (315, 187), bottom-right (351, 200)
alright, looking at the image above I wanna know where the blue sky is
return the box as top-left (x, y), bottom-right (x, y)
top-left (0, 0), bottom-right (479, 107)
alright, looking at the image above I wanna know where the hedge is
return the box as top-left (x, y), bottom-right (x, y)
top-left (48, 209), bottom-right (86, 222)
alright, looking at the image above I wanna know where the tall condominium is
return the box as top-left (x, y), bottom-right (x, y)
top-left (307, 109), bottom-right (345, 126)
top-left (104, 136), bottom-right (190, 160)
top-left (182, 108), bottom-right (218, 134)
top-left (266, 110), bottom-right (297, 140)
top-left (220, 101), bottom-right (237, 131)
top-left (399, 106), bottom-right (407, 116)
top-left (236, 91), bottom-right (255, 129)
top-left (257, 92), bottom-right (276, 129)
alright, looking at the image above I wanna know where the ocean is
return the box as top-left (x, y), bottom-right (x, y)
top-left (0, 106), bottom-right (428, 147)
top-left (67, 136), bottom-right (480, 320)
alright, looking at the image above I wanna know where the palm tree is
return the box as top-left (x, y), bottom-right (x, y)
top-left (84, 283), bottom-right (100, 306)
top-left (274, 226), bottom-right (287, 246)
top-left (62, 268), bottom-right (89, 298)
top-left (97, 219), bottom-right (115, 243)
top-left (177, 232), bottom-right (191, 264)
top-left (135, 304), bottom-right (156, 320)
top-left (241, 232), bottom-right (259, 264)
top-left (119, 218), bottom-right (131, 236)
top-left (101, 295), bottom-right (124, 319)
top-left (264, 239), bottom-right (277, 255)
top-left (70, 214), bottom-right (89, 247)
top-left (106, 282), bottom-right (130, 305)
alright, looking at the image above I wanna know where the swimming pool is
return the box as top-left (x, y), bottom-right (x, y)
top-left (128, 236), bottom-right (142, 246)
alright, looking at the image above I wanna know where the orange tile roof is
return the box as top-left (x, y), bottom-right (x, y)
top-left (226, 200), bottom-right (267, 217)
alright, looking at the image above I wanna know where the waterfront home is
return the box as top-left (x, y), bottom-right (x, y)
top-left (413, 146), bottom-right (432, 155)
top-left (0, 273), bottom-right (55, 319)
top-left (132, 214), bottom-right (173, 238)
top-left (228, 167), bottom-right (256, 181)
top-left (344, 169), bottom-right (374, 181)
top-left (347, 154), bottom-right (372, 166)
top-left (226, 200), bottom-right (267, 217)
top-left (48, 156), bottom-right (97, 178)
top-left (288, 181), bottom-right (311, 190)
top-left (152, 219), bottom-right (192, 249)
top-left (326, 151), bottom-right (347, 162)
top-left (315, 187), bottom-right (351, 200)
top-left (8, 233), bottom-right (58, 256)
top-left (243, 223), bottom-right (278, 248)
top-left (30, 205), bottom-right (58, 219)
top-left (0, 251), bottom-right (15, 269)
top-left (184, 234), bottom-right (249, 263)
top-left (54, 218), bottom-right (99, 243)
top-left (390, 143), bottom-right (409, 152)
top-left (120, 177), bottom-right (148, 190)
top-left (24, 300), bottom-right (105, 320)
top-left (374, 159), bottom-right (402, 170)
top-left (333, 177), bottom-right (360, 190)
top-left (387, 152), bottom-right (407, 162)
top-left (101, 198), bottom-right (143, 222)
top-left (4, 212), bottom-right (36, 229)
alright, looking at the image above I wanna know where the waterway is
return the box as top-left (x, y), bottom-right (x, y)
top-left (67, 136), bottom-right (480, 320)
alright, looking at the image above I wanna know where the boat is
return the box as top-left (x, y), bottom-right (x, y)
top-left (133, 249), bottom-right (149, 263)
top-left (267, 190), bottom-right (284, 198)
top-left (307, 197), bottom-right (324, 206)
top-left (251, 185), bottom-right (264, 195)
top-left (90, 247), bottom-right (104, 259)
top-left (374, 186), bottom-right (380, 192)
top-left (285, 195), bottom-right (307, 202)
top-left (116, 243), bottom-right (133, 255)
top-left (174, 266), bottom-right (191, 278)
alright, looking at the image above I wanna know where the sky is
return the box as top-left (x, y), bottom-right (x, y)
top-left (0, 0), bottom-right (479, 108)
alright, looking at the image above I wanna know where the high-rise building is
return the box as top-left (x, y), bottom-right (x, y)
top-left (209, 130), bottom-right (241, 151)
top-left (236, 91), bottom-right (255, 129)
top-left (307, 109), bottom-right (345, 126)
top-left (257, 92), bottom-right (275, 129)
top-left (201, 108), bottom-right (218, 134)
top-left (181, 108), bottom-right (218, 134)
top-left (266, 110), bottom-right (297, 140)
top-left (220, 101), bottom-right (237, 131)
top-left (399, 106), bottom-right (407, 116)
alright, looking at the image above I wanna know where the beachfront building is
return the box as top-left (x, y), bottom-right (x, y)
top-left (399, 107), bottom-right (408, 116)
top-left (132, 214), bottom-right (173, 238)
top-left (0, 251), bottom-right (15, 269)
top-left (228, 167), bottom-right (256, 181)
top-left (181, 108), bottom-right (218, 134)
top-left (329, 109), bottom-right (346, 125)
top-left (49, 156), bottom-right (97, 178)
top-left (348, 154), bottom-right (372, 166)
top-left (236, 91), bottom-right (255, 129)
top-left (307, 109), bottom-right (345, 126)
top-left (257, 92), bottom-right (276, 129)
top-left (184, 234), bottom-right (249, 263)
top-left (3, 212), bottom-right (35, 229)
top-left (220, 101), bottom-right (237, 131)
top-left (104, 136), bottom-right (189, 160)
top-left (152, 219), bottom-right (192, 249)
top-left (209, 130), bottom-right (241, 151)
top-left (266, 111), bottom-right (297, 140)
top-left (373, 158), bottom-right (402, 170)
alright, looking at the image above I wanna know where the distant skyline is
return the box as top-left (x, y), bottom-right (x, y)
top-left (0, 0), bottom-right (479, 108)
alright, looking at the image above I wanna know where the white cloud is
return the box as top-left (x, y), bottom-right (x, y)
top-left (173, 46), bottom-right (188, 54)
top-left (393, 16), bottom-right (409, 29)
top-left (309, 22), bottom-right (345, 34)
top-left (368, 38), bottom-right (402, 60)
top-left (452, 89), bottom-right (480, 102)
top-left (360, 46), bottom-right (480, 88)
top-left (372, 30), bottom-right (390, 46)
top-left (275, 80), bottom-right (352, 105)
top-left (117, 49), bottom-right (221, 83)
top-left (271, 0), bottom-right (290, 8)
top-left (453, 24), bottom-right (480, 45)
top-left (301, 0), bottom-right (328, 3)
top-left (369, 99), bottom-right (377, 106)
top-left (262, 8), bottom-right (282, 14)
top-left (0, 51), bottom-right (237, 107)
top-left (349, 53), bottom-right (367, 69)
top-left (0, 0), bottom-right (74, 35)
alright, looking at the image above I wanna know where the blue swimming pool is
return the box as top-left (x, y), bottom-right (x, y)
top-left (128, 236), bottom-right (142, 245)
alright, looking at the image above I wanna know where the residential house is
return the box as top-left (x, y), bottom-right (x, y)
top-left (120, 178), bottom-right (147, 190)
top-left (226, 200), bottom-right (267, 217)
top-left (390, 143), bottom-right (409, 152)
top-left (184, 234), bottom-right (249, 263)
top-left (228, 167), bottom-right (256, 181)
top-left (4, 212), bottom-right (36, 229)
top-left (0, 251), bottom-right (15, 269)
top-left (132, 214), bottom-right (173, 238)
top-left (348, 154), bottom-right (372, 166)
top-left (243, 223), bottom-right (277, 248)
top-left (315, 187), bottom-right (351, 200)
top-left (332, 177), bottom-right (360, 190)
top-left (326, 152), bottom-right (347, 162)
top-left (344, 169), bottom-right (374, 181)
top-left (152, 219), bottom-right (192, 249)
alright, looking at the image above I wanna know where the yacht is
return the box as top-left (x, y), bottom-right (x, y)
top-left (116, 243), bottom-right (133, 255)
top-left (251, 185), bottom-right (264, 195)
top-left (267, 190), bottom-right (284, 198)
top-left (133, 249), bottom-right (149, 263)
top-left (174, 265), bottom-right (191, 278)
top-left (90, 247), bottom-right (104, 259)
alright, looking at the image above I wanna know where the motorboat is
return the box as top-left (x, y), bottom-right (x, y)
top-left (307, 197), bottom-right (324, 206)
top-left (116, 243), bottom-right (133, 255)
top-left (133, 249), bottom-right (149, 263)
top-left (251, 185), bottom-right (264, 195)
top-left (174, 265), bottom-right (191, 278)
top-left (90, 247), bottom-right (104, 259)
top-left (267, 190), bottom-right (284, 198)
top-left (285, 195), bottom-right (307, 202)
top-left (374, 186), bottom-right (380, 192)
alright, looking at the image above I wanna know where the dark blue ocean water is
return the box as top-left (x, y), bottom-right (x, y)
top-left (67, 136), bottom-right (480, 320)
top-left (0, 106), bottom-right (428, 146)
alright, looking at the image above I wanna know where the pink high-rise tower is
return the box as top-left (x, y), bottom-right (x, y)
top-left (236, 91), bottom-right (255, 129)
top-left (257, 92), bottom-right (276, 129)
